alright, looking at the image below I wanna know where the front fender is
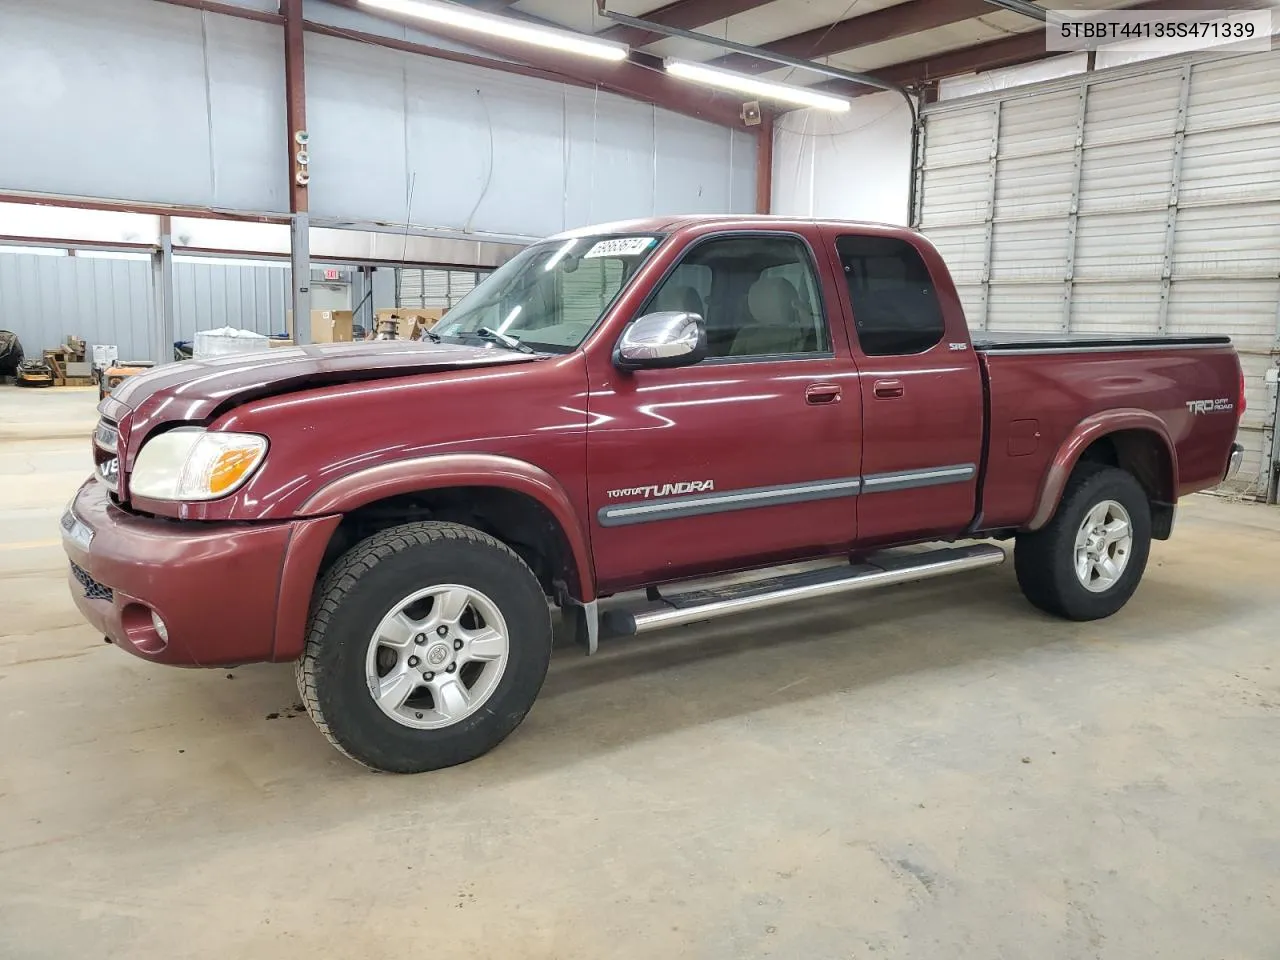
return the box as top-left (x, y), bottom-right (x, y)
top-left (1026, 409), bottom-right (1177, 531)
top-left (296, 453), bottom-right (596, 602)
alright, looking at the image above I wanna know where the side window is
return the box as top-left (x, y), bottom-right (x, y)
top-left (836, 236), bottom-right (945, 356)
top-left (646, 235), bottom-right (830, 359)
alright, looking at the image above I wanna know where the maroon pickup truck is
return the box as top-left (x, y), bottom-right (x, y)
top-left (61, 216), bottom-right (1245, 773)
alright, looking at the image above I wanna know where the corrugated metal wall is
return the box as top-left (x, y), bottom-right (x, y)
top-left (919, 48), bottom-right (1280, 499)
top-left (0, 254), bottom-right (155, 360)
top-left (397, 268), bottom-right (491, 311)
top-left (0, 251), bottom-right (291, 360)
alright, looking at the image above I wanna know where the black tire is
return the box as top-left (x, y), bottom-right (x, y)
top-left (296, 521), bottom-right (553, 773)
top-left (1014, 463), bottom-right (1152, 621)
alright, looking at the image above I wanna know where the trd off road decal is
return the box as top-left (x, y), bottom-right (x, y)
top-left (1185, 398), bottom-right (1234, 415)
top-left (607, 480), bottom-right (715, 500)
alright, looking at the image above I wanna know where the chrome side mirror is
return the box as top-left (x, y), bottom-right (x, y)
top-left (613, 311), bottom-right (707, 371)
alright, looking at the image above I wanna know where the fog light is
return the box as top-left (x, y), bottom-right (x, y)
top-left (150, 611), bottom-right (169, 643)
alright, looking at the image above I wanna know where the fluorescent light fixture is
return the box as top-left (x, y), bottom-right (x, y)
top-left (664, 59), bottom-right (851, 112)
top-left (359, 0), bottom-right (628, 62)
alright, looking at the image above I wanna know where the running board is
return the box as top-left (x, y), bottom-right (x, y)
top-left (601, 544), bottom-right (1006, 638)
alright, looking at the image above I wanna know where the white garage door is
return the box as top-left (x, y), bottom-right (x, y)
top-left (918, 49), bottom-right (1280, 500)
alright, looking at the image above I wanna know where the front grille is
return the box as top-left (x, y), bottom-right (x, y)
top-left (70, 562), bottom-right (113, 602)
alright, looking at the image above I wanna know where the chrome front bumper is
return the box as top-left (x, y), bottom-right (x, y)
top-left (1225, 442), bottom-right (1245, 480)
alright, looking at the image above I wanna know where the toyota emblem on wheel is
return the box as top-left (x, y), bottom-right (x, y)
top-left (426, 644), bottom-right (449, 666)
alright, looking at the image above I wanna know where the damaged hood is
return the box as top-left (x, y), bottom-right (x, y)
top-left (101, 340), bottom-right (538, 439)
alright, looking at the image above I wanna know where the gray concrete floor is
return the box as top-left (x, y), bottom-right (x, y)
top-left (2, 384), bottom-right (1278, 959)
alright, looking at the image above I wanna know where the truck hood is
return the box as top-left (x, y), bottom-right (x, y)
top-left (102, 340), bottom-right (538, 439)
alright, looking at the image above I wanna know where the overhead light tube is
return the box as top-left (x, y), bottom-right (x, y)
top-left (664, 59), bottom-right (852, 112)
top-left (359, 0), bottom-right (629, 62)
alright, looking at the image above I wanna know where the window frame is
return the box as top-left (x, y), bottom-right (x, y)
top-left (629, 230), bottom-right (835, 366)
top-left (835, 233), bottom-right (947, 359)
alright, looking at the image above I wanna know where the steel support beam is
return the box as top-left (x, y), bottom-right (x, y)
top-left (597, 0), bottom-right (777, 47)
top-left (755, 114), bottom-right (774, 214)
top-left (708, 0), bottom-right (999, 75)
top-left (978, 101), bottom-right (1000, 331)
top-left (152, 216), bottom-right (176, 365)
top-left (283, 0), bottom-right (311, 342)
top-left (1156, 63), bottom-right (1192, 334)
top-left (1061, 83), bottom-right (1088, 333)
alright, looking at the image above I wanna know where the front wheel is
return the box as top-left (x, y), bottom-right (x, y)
top-left (296, 521), bottom-right (553, 773)
top-left (1014, 463), bottom-right (1152, 621)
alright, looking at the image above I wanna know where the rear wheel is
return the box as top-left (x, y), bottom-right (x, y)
top-left (1014, 463), bottom-right (1152, 621)
top-left (296, 521), bottom-right (553, 773)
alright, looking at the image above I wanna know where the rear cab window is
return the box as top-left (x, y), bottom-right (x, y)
top-left (836, 236), bottom-right (945, 356)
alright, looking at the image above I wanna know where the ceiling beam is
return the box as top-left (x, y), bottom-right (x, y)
top-left (597, 0), bottom-right (777, 47)
top-left (706, 0), bottom-right (996, 74)
top-left (812, 0), bottom-right (1219, 96)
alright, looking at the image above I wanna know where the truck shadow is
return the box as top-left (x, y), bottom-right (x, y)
top-left (171, 560), bottom-right (1240, 787)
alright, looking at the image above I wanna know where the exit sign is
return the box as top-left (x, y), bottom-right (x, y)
top-left (323, 268), bottom-right (340, 280)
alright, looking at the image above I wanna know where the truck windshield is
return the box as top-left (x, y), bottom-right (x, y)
top-left (432, 234), bottom-right (662, 354)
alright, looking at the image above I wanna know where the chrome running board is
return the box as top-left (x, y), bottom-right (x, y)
top-left (601, 544), bottom-right (1006, 637)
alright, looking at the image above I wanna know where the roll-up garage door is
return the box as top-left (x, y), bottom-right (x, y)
top-left (918, 49), bottom-right (1280, 499)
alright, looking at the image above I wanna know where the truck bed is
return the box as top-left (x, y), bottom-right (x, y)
top-left (974, 332), bottom-right (1241, 531)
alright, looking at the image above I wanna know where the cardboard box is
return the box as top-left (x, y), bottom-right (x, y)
top-left (374, 308), bottom-right (444, 340)
top-left (269, 338), bottom-right (295, 348)
top-left (286, 310), bottom-right (354, 343)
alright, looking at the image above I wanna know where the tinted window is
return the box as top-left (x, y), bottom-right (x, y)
top-left (837, 236), bottom-right (944, 356)
top-left (647, 235), bottom-right (830, 359)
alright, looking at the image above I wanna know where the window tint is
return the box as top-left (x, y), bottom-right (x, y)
top-left (836, 235), bottom-right (945, 356)
top-left (646, 235), bottom-right (830, 359)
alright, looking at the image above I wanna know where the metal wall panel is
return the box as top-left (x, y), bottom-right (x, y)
top-left (0, 0), bottom-right (286, 212)
top-left (305, 34), bottom-right (755, 240)
top-left (919, 49), bottom-right (1280, 499)
top-left (0, 253), bottom-right (154, 361)
top-left (172, 261), bottom-right (291, 341)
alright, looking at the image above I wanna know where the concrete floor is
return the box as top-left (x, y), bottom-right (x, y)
top-left (2, 384), bottom-right (1278, 959)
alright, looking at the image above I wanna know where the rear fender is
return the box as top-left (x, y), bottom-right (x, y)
top-left (1026, 409), bottom-right (1177, 531)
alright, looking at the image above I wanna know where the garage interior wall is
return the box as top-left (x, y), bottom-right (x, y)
top-left (918, 49), bottom-right (1280, 499)
top-left (0, 0), bottom-right (757, 240)
top-left (771, 91), bottom-right (914, 226)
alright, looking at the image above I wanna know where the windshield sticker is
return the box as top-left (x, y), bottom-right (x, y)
top-left (583, 237), bottom-right (656, 259)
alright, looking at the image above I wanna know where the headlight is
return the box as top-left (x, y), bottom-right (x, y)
top-left (129, 427), bottom-right (268, 501)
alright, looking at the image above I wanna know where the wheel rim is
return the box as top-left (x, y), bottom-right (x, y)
top-left (1073, 499), bottom-right (1133, 593)
top-left (365, 584), bottom-right (510, 730)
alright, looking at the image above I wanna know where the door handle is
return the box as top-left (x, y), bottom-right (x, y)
top-left (873, 379), bottom-right (904, 400)
top-left (805, 383), bottom-right (842, 405)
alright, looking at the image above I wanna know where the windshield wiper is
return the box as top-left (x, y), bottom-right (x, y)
top-left (420, 327), bottom-right (442, 343)
top-left (475, 326), bottom-right (534, 354)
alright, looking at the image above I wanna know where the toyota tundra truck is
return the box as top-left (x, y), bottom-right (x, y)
top-left (61, 216), bottom-right (1246, 773)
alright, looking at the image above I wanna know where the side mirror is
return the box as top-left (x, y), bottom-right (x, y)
top-left (613, 311), bottom-right (707, 371)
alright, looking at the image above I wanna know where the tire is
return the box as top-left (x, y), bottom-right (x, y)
top-left (1014, 463), bottom-right (1152, 621)
top-left (296, 521), bottom-right (553, 773)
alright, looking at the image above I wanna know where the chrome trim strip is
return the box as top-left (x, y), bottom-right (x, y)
top-left (975, 342), bottom-right (1229, 356)
top-left (861, 463), bottom-right (976, 493)
top-left (597, 462), bottom-right (978, 526)
top-left (597, 476), bottom-right (862, 527)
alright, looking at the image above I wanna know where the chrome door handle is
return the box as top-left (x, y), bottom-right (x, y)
top-left (873, 379), bottom-right (904, 399)
top-left (805, 383), bottom-right (842, 405)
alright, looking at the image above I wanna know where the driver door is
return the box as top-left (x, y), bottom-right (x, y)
top-left (585, 232), bottom-right (863, 592)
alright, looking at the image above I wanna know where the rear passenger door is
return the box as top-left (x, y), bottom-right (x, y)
top-left (823, 231), bottom-right (984, 545)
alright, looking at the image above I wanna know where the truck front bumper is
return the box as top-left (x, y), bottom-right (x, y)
top-left (60, 480), bottom-right (329, 667)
